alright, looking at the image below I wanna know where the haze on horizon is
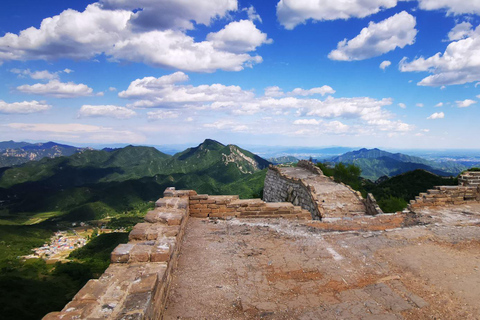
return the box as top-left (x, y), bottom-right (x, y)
top-left (1, 0), bottom-right (480, 149)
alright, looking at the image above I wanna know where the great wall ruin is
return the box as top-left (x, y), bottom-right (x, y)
top-left (44, 163), bottom-right (480, 319)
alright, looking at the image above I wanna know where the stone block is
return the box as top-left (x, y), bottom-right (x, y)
top-left (150, 241), bottom-right (173, 262)
top-left (189, 194), bottom-right (209, 200)
top-left (129, 244), bottom-right (152, 263)
top-left (111, 244), bottom-right (135, 263)
top-left (130, 273), bottom-right (158, 294)
top-left (73, 279), bottom-right (108, 302)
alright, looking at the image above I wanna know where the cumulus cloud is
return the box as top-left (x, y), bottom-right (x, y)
top-left (0, 100), bottom-right (51, 114)
top-left (147, 110), bottom-right (180, 120)
top-left (100, 0), bottom-right (237, 31)
top-left (17, 80), bottom-right (94, 98)
top-left (427, 112), bottom-right (445, 119)
top-left (118, 71), bottom-right (412, 136)
top-left (206, 20), bottom-right (272, 53)
top-left (456, 99), bottom-right (477, 107)
top-left (276, 0), bottom-right (403, 30)
top-left (78, 105), bottom-right (136, 119)
top-left (264, 86), bottom-right (285, 97)
top-left (398, 103), bottom-right (406, 109)
top-left (328, 11), bottom-right (417, 61)
top-left (7, 122), bottom-right (145, 143)
top-left (0, 3), bottom-right (269, 73)
top-left (448, 22), bottom-right (474, 41)
top-left (400, 24), bottom-right (480, 86)
top-left (288, 86), bottom-right (335, 96)
top-left (380, 60), bottom-right (392, 70)
top-left (10, 69), bottom-right (59, 80)
top-left (417, 0), bottom-right (480, 15)
top-left (435, 102), bottom-right (444, 107)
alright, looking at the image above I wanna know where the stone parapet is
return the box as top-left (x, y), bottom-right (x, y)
top-left (458, 171), bottom-right (480, 186)
top-left (263, 166), bottom-right (323, 219)
top-left (43, 187), bottom-right (192, 320)
top-left (297, 160), bottom-right (324, 175)
top-left (365, 193), bottom-right (384, 215)
top-left (189, 194), bottom-right (311, 220)
top-left (408, 185), bottom-right (480, 210)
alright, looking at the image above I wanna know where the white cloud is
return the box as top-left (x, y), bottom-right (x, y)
top-left (204, 120), bottom-right (248, 132)
top-left (435, 102), bottom-right (444, 107)
top-left (416, 103), bottom-right (424, 107)
top-left (293, 119), bottom-right (322, 125)
top-left (118, 71), bottom-right (413, 136)
top-left (10, 68), bottom-right (59, 80)
top-left (78, 105), bottom-right (136, 119)
top-left (380, 60), bottom-right (392, 70)
top-left (288, 86), bottom-right (335, 96)
top-left (17, 80), bottom-right (94, 98)
top-left (276, 0), bottom-right (403, 30)
top-left (63, 68), bottom-right (73, 74)
top-left (119, 72), bottom-right (254, 107)
top-left (448, 22), bottom-right (473, 41)
top-left (264, 86), bottom-right (285, 97)
top-left (206, 20), bottom-right (272, 53)
top-left (147, 110), bottom-right (180, 120)
top-left (328, 11), bottom-right (417, 61)
top-left (0, 100), bottom-right (51, 114)
top-left (7, 123), bottom-right (145, 143)
top-left (398, 103), bottom-right (406, 108)
top-left (456, 99), bottom-right (477, 107)
top-left (0, 3), bottom-right (268, 73)
top-left (400, 24), bottom-right (480, 86)
top-left (244, 6), bottom-right (262, 23)
top-left (418, 0), bottom-right (480, 15)
top-left (427, 112), bottom-right (445, 119)
top-left (109, 87), bottom-right (117, 92)
top-left (100, 0), bottom-right (237, 31)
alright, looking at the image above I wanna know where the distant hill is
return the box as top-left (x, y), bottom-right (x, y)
top-left (0, 141), bottom-right (87, 168)
top-left (329, 148), bottom-right (464, 181)
top-left (268, 156), bottom-right (299, 165)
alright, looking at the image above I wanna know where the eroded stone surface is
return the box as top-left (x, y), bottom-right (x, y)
top-left (164, 204), bottom-right (480, 319)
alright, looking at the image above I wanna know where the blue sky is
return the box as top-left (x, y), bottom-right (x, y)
top-left (1, 0), bottom-right (480, 149)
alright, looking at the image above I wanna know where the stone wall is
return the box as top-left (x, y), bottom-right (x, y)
top-left (263, 166), bottom-right (323, 220)
top-left (189, 194), bottom-right (311, 220)
top-left (297, 160), bottom-right (323, 175)
top-left (458, 171), bottom-right (480, 186)
top-left (408, 185), bottom-right (480, 210)
top-left (43, 187), bottom-right (194, 320)
top-left (365, 193), bottom-right (384, 215)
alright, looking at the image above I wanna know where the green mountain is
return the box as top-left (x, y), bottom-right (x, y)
top-left (268, 156), bottom-right (299, 165)
top-left (364, 169), bottom-right (457, 212)
top-left (329, 148), bottom-right (463, 181)
top-left (0, 139), bottom-right (269, 223)
top-left (0, 141), bottom-right (87, 168)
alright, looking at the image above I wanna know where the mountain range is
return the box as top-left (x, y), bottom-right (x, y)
top-left (0, 141), bottom-right (88, 168)
top-left (0, 139), bottom-right (269, 225)
top-left (328, 148), bottom-right (469, 181)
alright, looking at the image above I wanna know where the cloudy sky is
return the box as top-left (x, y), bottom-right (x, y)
top-left (1, 0), bottom-right (480, 149)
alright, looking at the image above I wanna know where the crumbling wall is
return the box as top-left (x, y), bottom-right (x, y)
top-left (409, 185), bottom-right (480, 210)
top-left (365, 193), bottom-right (384, 215)
top-left (189, 194), bottom-right (311, 220)
top-left (43, 187), bottom-right (194, 320)
top-left (263, 166), bottom-right (323, 220)
top-left (458, 171), bottom-right (480, 186)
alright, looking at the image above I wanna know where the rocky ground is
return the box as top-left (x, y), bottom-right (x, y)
top-left (164, 204), bottom-right (480, 319)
